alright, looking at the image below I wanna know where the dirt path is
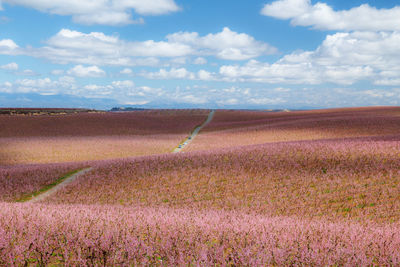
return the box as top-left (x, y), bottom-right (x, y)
top-left (173, 110), bottom-right (215, 153)
top-left (27, 167), bottom-right (92, 203)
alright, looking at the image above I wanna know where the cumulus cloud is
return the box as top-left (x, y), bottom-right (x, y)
top-left (123, 100), bottom-right (150, 105)
top-left (167, 27), bottom-right (277, 60)
top-left (374, 78), bottom-right (400, 86)
top-left (51, 69), bottom-right (64, 75)
top-left (67, 65), bottom-right (106, 77)
top-left (141, 68), bottom-right (195, 80)
top-left (140, 68), bottom-right (216, 81)
top-left (0, 62), bottom-right (18, 71)
top-left (28, 29), bottom-right (192, 66)
top-left (120, 68), bottom-right (133, 75)
top-left (139, 30), bottom-right (400, 85)
top-left (217, 98), bottom-right (239, 105)
top-left (219, 31), bottom-right (400, 85)
top-left (0, 76), bottom-right (164, 102)
top-left (0, 76), bottom-right (76, 95)
top-left (2, 0), bottom-right (180, 25)
top-left (111, 80), bottom-right (135, 88)
top-left (0, 63), bottom-right (41, 76)
top-left (248, 97), bottom-right (285, 105)
top-left (18, 69), bottom-right (38, 76)
top-left (74, 79), bottom-right (165, 101)
top-left (193, 57), bottom-right (207, 65)
top-left (26, 28), bottom-right (272, 66)
top-left (177, 94), bottom-right (208, 104)
top-left (169, 57), bottom-right (187, 65)
top-left (261, 0), bottom-right (400, 31)
top-left (0, 39), bottom-right (19, 55)
top-left (197, 70), bottom-right (214, 81)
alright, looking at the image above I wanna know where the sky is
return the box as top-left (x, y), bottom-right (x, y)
top-left (0, 0), bottom-right (400, 110)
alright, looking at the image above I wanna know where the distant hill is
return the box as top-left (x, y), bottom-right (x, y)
top-left (0, 108), bottom-right (101, 115)
top-left (110, 107), bottom-right (148, 111)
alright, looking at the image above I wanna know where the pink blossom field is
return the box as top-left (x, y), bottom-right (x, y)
top-left (1, 203), bottom-right (399, 266)
top-left (1, 107), bottom-right (400, 265)
top-left (186, 106), bottom-right (400, 152)
top-left (0, 135), bottom-right (187, 165)
top-left (43, 136), bottom-right (400, 223)
top-left (0, 110), bottom-right (208, 165)
top-left (0, 109), bottom-right (210, 137)
top-left (0, 162), bottom-right (87, 202)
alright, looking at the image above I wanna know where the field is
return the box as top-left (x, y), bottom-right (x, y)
top-left (0, 109), bottom-right (208, 164)
top-left (186, 107), bottom-right (400, 151)
top-left (1, 107), bottom-right (400, 265)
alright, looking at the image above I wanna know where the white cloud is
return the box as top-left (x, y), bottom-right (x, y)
top-left (2, 0), bottom-right (179, 25)
top-left (217, 98), bottom-right (239, 105)
top-left (197, 69), bottom-right (214, 81)
top-left (124, 40), bottom-right (193, 57)
top-left (262, 0), bottom-right (309, 19)
top-left (82, 84), bottom-right (113, 96)
top-left (274, 87), bottom-right (291, 92)
top-left (19, 69), bottom-right (37, 76)
top-left (120, 68), bottom-right (133, 75)
top-left (123, 100), bottom-right (149, 105)
top-left (167, 27), bottom-right (277, 60)
top-left (261, 0), bottom-right (400, 31)
top-left (29, 29), bottom-right (192, 66)
top-left (248, 97), bottom-right (285, 105)
top-left (111, 80), bottom-right (135, 88)
top-left (374, 78), bottom-right (400, 86)
top-left (14, 28), bottom-right (273, 66)
top-left (219, 59), bottom-right (322, 84)
top-left (0, 76), bottom-right (76, 95)
top-left (170, 57), bottom-right (187, 65)
top-left (51, 69), bottom-right (64, 75)
top-left (74, 80), bottom-right (164, 100)
top-left (121, 0), bottom-right (180, 15)
top-left (0, 62), bottom-right (18, 70)
top-left (0, 39), bottom-right (19, 55)
top-left (67, 65), bottom-right (106, 77)
top-left (219, 31), bottom-right (400, 85)
top-left (140, 68), bottom-right (216, 81)
top-left (178, 94), bottom-right (208, 104)
top-left (193, 57), bottom-right (207, 65)
top-left (141, 68), bottom-right (195, 80)
top-left (0, 75), bottom-right (167, 103)
top-left (58, 76), bottom-right (76, 85)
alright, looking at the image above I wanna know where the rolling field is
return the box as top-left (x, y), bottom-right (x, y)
top-left (186, 106), bottom-right (400, 151)
top-left (2, 203), bottom-right (400, 266)
top-left (0, 162), bottom-right (87, 202)
top-left (0, 109), bottom-right (208, 165)
top-left (43, 136), bottom-right (400, 223)
top-left (1, 107), bottom-right (400, 265)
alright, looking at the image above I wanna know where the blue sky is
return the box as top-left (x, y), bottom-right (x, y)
top-left (0, 0), bottom-right (400, 109)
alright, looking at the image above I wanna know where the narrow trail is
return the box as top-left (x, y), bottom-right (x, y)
top-left (27, 167), bottom-right (92, 203)
top-left (173, 110), bottom-right (215, 153)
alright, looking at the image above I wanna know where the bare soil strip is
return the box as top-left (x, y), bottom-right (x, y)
top-left (26, 167), bottom-right (92, 203)
top-left (173, 110), bottom-right (215, 153)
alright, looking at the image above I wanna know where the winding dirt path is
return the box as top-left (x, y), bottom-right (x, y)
top-left (173, 110), bottom-right (215, 153)
top-left (27, 167), bottom-right (92, 203)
